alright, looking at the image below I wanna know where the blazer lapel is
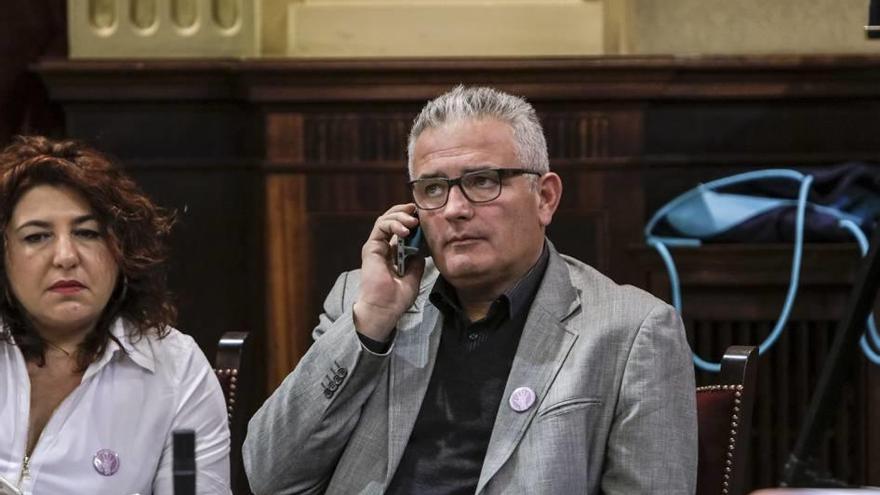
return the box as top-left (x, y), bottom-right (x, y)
top-left (386, 270), bottom-right (443, 482)
top-left (476, 247), bottom-right (581, 493)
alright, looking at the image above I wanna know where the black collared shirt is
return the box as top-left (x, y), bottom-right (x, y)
top-left (386, 244), bottom-right (550, 494)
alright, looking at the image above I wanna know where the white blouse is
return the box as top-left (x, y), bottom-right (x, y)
top-left (0, 319), bottom-right (231, 495)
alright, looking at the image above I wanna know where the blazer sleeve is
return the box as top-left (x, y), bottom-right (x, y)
top-left (600, 303), bottom-right (698, 495)
top-left (242, 271), bottom-right (393, 495)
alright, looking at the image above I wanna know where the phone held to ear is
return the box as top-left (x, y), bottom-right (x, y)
top-left (396, 225), bottom-right (428, 277)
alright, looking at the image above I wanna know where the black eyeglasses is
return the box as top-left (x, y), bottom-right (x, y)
top-left (407, 168), bottom-right (542, 210)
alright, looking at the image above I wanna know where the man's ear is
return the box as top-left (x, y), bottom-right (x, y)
top-left (536, 172), bottom-right (562, 227)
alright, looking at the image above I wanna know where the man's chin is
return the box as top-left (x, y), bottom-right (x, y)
top-left (436, 256), bottom-right (492, 283)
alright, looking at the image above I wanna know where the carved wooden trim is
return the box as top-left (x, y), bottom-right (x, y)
top-left (34, 55), bottom-right (880, 103)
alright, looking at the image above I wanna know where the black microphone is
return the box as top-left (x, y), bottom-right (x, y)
top-left (868, 0), bottom-right (880, 39)
top-left (173, 429), bottom-right (196, 495)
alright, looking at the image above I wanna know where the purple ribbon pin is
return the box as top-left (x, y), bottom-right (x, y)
top-left (93, 449), bottom-right (120, 476)
top-left (509, 386), bottom-right (536, 412)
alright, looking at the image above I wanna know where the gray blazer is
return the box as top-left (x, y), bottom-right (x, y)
top-left (243, 244), bottom-right (697, 494)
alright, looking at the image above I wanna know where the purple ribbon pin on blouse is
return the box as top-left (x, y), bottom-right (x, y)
top-left (93, 449), bottom-right (120, 476)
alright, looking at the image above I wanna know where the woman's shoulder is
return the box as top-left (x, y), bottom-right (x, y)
top-left (118, 321), bottom-right (213, 379)
top-left (145, 325), bottom-right (200, 352)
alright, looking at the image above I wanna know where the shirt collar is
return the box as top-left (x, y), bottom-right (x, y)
top-left (84, 319), bottom-right (156, 379)
top-left (505, 242), bottom-right (550, 320)
top-left (429, 241), bottom-right (550, 322)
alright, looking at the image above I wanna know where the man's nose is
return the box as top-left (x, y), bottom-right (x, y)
top-left (443, 184), bottom-right (474, 219)
top-left (53, 235), bottom-right (80, 269)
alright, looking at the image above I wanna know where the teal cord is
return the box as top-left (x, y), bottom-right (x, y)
top-left (645, 170), bottom-right (813, 372)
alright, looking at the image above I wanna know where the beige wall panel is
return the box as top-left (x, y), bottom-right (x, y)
top-left (631, 0), bottom-right (877, 54)
top-left (261, 0), bottom-right (290, 55)
top-left (69, 0), bottom-right (261, 58)
top-left (286, 1), bottom-right (604, 57)
top-left (604, 0), bottom-right (634, 53)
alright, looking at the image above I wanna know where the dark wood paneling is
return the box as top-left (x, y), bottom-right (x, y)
top-left (0, 0), bottom-right (66, 144)
top-left (131, 168), bottom-right (261, 362)
top-left (645, 101), bottom-right (880, 155)
top-left (307, 213), bottom-right (379, 302)
top-left (65, 103), bottom-right (255, 159)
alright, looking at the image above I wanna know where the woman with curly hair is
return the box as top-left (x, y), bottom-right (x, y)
top-left (0, 136), bottom-right (230, 494)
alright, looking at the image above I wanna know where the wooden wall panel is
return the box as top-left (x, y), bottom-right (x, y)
top-left (265, 175), bottom-right (311, 388)
top-left (302, 113), bottom-right (410, 163)
top-left (0, 0), bottom-right (66, 145)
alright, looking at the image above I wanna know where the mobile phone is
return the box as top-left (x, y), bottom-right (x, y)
top-left (396, 225), bottom-right (428, 277)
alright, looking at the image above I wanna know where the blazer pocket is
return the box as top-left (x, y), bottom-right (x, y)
top-left (537, 397), bottom-right (602, 421)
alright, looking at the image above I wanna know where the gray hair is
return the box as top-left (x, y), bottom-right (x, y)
top-left (406, 86), bottom-right (549, 178)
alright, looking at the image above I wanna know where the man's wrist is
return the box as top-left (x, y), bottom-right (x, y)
top-left (352, 301), bottom-right (399, 342)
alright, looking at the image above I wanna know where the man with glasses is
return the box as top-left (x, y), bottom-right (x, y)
top-left (244, 86), bottom-right (697, 494)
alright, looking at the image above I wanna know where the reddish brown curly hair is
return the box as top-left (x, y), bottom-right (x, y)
top-left (0, 135), bottom-right (177, 371)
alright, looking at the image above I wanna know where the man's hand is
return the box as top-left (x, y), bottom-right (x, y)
top-left (353, 203), bottom-right (425, 342)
